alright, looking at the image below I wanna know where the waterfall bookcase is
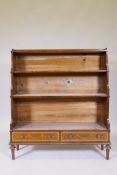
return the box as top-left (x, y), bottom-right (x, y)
top-left (10, 49), bottom-right (111, 160)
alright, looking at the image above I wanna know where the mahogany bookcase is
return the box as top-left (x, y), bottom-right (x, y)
top-left (10, 49), bottom-right (111, 160)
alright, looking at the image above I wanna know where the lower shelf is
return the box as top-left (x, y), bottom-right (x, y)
top-left (11, 122), bottom-right (109, 143)
top-left (13, 122), bottom-right (107, 131)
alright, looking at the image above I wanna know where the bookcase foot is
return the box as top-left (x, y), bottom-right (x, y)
top-left (16, 145), bottom-right (19, 151)
top-left (10, 145), bottom-right (15, 160)
top-left (105, 144), bottom-right (111, 160)
top-left (101, 144), bottom-right (104, 150)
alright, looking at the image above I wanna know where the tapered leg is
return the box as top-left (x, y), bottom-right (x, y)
top-left (101, 144), bottom-right (104, 150)
top-left (16, 145), bottom-right (19, 151)
top-left (105, 144), bottom-right (111, 160)
top-left (10, 145), bottom-right (15, 160)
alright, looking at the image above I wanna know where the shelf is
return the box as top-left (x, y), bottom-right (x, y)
top-left (12, 70), bottom-right (108, 75)
top-left (13, 122), bottom-right (108, 131)
top-left (12, 49), bottom-right (107, 54)
top-left (12, 93), bottom-right (108, 99)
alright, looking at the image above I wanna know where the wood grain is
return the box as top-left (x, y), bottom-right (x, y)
top-left (15, 100), bottom-right (104, 122)
top-left (15, 75), bottom-right (106, 94)
top-left (15, 55), bottom-right (101, 72)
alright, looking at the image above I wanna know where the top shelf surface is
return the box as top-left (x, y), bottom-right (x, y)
top-left (12, 51), bottom-right (108, 73)
top-left (12, 49), bottom-right (107, 54)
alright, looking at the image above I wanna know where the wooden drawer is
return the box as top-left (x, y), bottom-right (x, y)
top-left (61, 131), bottom-right (109, 142)
top-left (12, 131), bottom-right (59, 143)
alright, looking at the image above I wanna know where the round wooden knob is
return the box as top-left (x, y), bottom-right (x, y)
top-left (47, 134), bottom-right (52, 139)
top-left (96, 134), bottom-right (102, 139)
top-left (19, 135), bottom-right (25, 139)
top-left (69, 134), bottom-right (74, 139)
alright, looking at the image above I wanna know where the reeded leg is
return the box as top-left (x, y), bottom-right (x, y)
top-left (10, 145), bottom-right (15, 160)
top-left (105, 144), bottom-right (111, 160)
top-left (16, 145), bottom-right (19, 151)
top-left (101, 144), bottom-right (104, 150)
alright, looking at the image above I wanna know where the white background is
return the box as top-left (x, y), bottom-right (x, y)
top-left (0, 0), bottom-right (117, 175)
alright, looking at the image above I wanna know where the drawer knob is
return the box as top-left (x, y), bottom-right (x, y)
top-left (19, 135), bottom-right (25, 139)
top-left (96, 134), bottom-right (102, 139)
top-left (69, 134), bottom-right (74, 139)
top-left (47, 134), bottom-right (52, 139)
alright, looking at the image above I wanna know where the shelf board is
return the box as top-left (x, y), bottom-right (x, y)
top-left (12, 49), bottom-right (107, 54)
top-left (12, 93), bottom-right (108, 99)
top-left (13, 122), bottom-right (108, 131)
top-left (12, 70), bottom-right (108, 75)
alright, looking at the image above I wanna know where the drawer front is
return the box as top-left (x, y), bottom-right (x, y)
top-left (61, 131), bottom-right (109, 142)
top-left (12, 131), bottom-right (59, 143)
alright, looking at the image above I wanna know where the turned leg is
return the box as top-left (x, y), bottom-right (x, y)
top-left (10, 145), bottom-right (16, 160)
top-left (16, 145), bottom-right (19, 151)
top-left (101, 144), bottom-right (104, 150)
top-left (105, 144), bottom-right (111, 160)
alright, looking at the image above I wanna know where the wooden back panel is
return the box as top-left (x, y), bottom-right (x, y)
top-left (15, 99), bottom-right (105, 123)
top-left (15, 74), bottom-right (106, 94)
top-left (14, 55), bottom-right (102, 72)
